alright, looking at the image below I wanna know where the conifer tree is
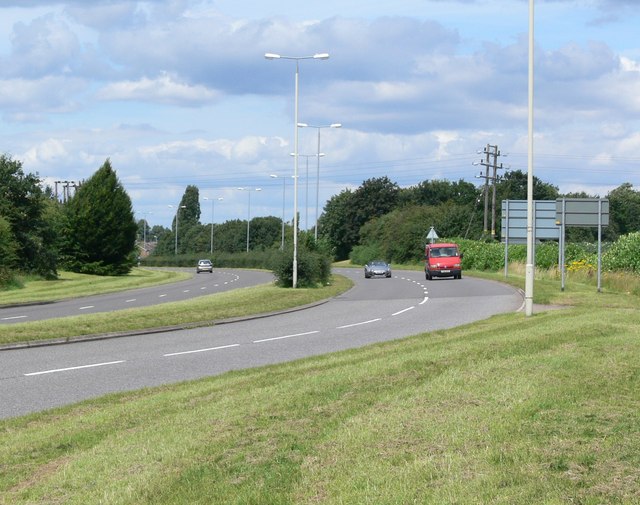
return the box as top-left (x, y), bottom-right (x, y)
top-left (62, 159), bottom-right (137, 275)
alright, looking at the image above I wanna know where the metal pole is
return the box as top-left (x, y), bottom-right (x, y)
top-left (315, 128), bottom-right (321, 241)
top-left (305, 156), bottom-right (310, 231)
top-left (293, 60), bottom-right (299, 288)
top-left (246, 190), bottom-right (251, 252)
top-left (597, 199), bottom-right (602, 293)
top-left (525, 0), bottom-right (535, 316)
top-left (175, 209), bottom-right (179, 255)
top-left (281, 177), bottom-right (286, 249)
top-left (210, 200), bottom-right (214, 254)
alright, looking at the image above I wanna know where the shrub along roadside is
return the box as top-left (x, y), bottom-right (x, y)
top-left (350, 233), bottom-right (640, 276)
top-left (144, 246), bottom-right (332, 288)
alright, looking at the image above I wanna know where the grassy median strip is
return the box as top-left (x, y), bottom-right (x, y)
top-left (0, 268), bottom-right (190, 305)
top-left (0, 275), bottom-right (353, 346)
top-left (1, 276), bottom-right (638, 504)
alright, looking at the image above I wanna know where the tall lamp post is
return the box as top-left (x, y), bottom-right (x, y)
top-left (270, 174), bottom-right (287, 250)
top-left (237, 187), bottom-right (261, 252)
top-left (168, 204), bottom-right (186, 255)
top-left (137, 211), bottom-right (153, 252)
top-left (298, 122), bottom-right (341, 239)
top-left (525, 0), bottom-right (535, 316)
top-left (203, 196), bottom-right (223, 254)
top-left (292, 153), bottom-right (324, 231)
top-left (265, 51), bottom-right (330, 288)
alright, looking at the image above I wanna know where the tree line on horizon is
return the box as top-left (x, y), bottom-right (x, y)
top-left (2, 150), bottom-right (640, 286)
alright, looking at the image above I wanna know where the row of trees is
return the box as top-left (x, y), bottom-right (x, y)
top-left (319, 172), bottom-right (640, 261)
top-left (147, 185), bottom-right (286, 257)
top-left (4, 148), bottom-right (640, 285)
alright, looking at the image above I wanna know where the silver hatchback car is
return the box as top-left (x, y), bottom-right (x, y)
top-left (196, 259), bottom-right (213, 274)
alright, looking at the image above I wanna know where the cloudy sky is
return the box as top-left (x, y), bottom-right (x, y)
top-left (1, 0), bottom-right (639, 229)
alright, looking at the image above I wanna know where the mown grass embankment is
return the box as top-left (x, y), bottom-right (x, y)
top-left (1, 270), bottom-right (638, 504)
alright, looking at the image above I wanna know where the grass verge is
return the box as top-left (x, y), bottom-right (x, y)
top-left (0, 275), bottom-right (353, 346)
top-left (0, 268), bottom-right (190, 305)
top-left (1, 277), bottom-right (638, 504)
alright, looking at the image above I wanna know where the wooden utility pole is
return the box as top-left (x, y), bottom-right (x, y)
top-left (476, 144), bottom-right (504, 240)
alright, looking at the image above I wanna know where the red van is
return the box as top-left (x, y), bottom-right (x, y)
top-left (424, 243), bottom-right (463, 280)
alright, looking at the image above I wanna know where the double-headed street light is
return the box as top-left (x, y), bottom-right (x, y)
top-left (269, 174), bottom-right (287, 250)
top-left (291, 153), bottom-right (325, 231)
top-left (203, 196), bottom-right (223, 254)
top-left (168, 204), bottom-right (186, 255)
top-left (237, 187), bottom-right (261, 252)
top-left (265, 51), bottom-right (330, 288)
top-left (137, 211), bottom-right (153, 252)
top-left (298, 122), bottom-right (341, 239)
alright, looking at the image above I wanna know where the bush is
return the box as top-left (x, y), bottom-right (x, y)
top-left (349, 244), bottom-right (384, 265)
top-left (142, 250), bottom-right (281, 270)
top-left (272, 247), bottom-right (331, 288)
top-left (603, 232), bottom-right (640, 273)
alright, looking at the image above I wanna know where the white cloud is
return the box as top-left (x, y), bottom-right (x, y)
top-left (0, 1), bottom-right (639, 226)
top-left (97, 73), bottom-right (220, 105)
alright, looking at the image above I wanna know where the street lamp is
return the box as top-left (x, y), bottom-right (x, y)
top-left (203, 196), bottom-right (223, 254)
top-left (298, 122), bottom-right (341, 239)
top-left (237, 187), bottom-right (261, 252)
top-left (265, 51), bottom-right (330, 288)
top-left (525, 0), bottom-right (535, 316)
top-left (168, 204), bottom-right (186, 255)
top-left (137, 211), bottom-right (153, 252)
top-left (270, 174), bottom-right (287, 250)
top-left (291, 153), bottom-right (324, 231)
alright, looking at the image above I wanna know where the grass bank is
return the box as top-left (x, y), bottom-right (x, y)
top-left (1, 273), bottom-right (638, 503)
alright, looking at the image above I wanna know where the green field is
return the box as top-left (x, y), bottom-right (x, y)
top-left (1, 269), bottom-right (639, 504)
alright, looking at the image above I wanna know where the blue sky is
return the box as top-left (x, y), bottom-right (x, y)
top-left (1, 0), bottom-right (639, 229)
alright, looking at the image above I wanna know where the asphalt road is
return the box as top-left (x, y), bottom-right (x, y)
top-left (0, 268), bottom-right (524, 419)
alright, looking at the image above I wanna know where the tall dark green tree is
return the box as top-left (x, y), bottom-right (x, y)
top-left (170, 185), bottom-right (201, 254)
top-left (0, 216), bottom-right (18, 283)
top-left (496, 169), bottom-right (559, 201)
top-left (608, 182), bottom-right (640, 237)
top-left (320, 177), bottom-right (400, 260)
top-left (400, 179), bottom-right (479, 207)
top-left (0, 153), bottom-right (57, 278)
top-left (318, 188), bottom-right (356, 260)
top-left (61, 159), bottom-right (137, 275)
top-left (249, 216), bottom-right (282, 250)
